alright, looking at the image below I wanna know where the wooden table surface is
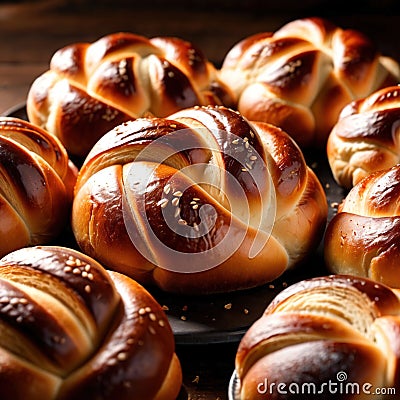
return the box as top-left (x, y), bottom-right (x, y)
top-left (1, 1), bottom-right (399, 399)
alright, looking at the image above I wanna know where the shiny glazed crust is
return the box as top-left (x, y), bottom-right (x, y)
top-left (0, 117), bottom-right (78, 258)
top-left (26, 32), bottom-right (235, 157)
top-left (236, 274), bottom-right (400, 399)
top-left (325, 164), bottom-right (400, 288)
top-left (327, 85), bottom-right (400, 189)
top-left (71, 105), bottom-right (327, 294)
top-left (0, 246), bottom-right (182, 400)
top-left (219, 17), bottom-right (400, 148)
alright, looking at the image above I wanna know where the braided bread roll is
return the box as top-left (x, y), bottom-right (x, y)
top-left (219, 17), bottom-right (400, 148)
top-left (26, 32), bottom-right (234, 157)
top-left (0, 117), bottom-right (77, 258)
top-left (327, 85), bottom-right (400, 189)
top-left (325, 164), bottom-right (400, 288)
top-left (71, 105), bottom-right (327, 294)
top-left (235, 274), bottom-right (400, 400)
top-left (0, 246), bottom-right (182, 400)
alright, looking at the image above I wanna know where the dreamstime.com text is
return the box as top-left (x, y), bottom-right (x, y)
top-left (257, 372), bottom-right (396, 396)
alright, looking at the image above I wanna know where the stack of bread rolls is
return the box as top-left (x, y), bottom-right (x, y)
top-left (0, 15), bottom-right (398, 399)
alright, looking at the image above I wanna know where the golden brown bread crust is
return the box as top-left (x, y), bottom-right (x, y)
top-left (325, 164), bottom-right (400, 288)
top-left (0, 117), bottom-right (78, 258)
top-left (0, 246), bottom-right (182, 400)
top-left (71, 105), bottom-right (327, 294)
top-left (26, 32), bottom-right (235, 157)
top-left (235, 274), bottom-right (400, 399)
top-left (219, 17), bottom-right (400, 148)
top-left (327, 85), bottom-right (400, 189)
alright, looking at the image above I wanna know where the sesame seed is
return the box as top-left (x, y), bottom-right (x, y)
top-left (117, 352), bottom-right (127, 361)
top-left (181, 315), bottom-right (187, 321)
top-left (85, 285), bottom-right (91, 293)
top-left (157, 198), bottom-right (169, 208)
top-left (173, 191), bottom-right (183, 197)
top-left (245, 163), bottom-right (253, 170)
top-left (85, 265), bottom-right (91, 272)
top-left (73, 268), bottom-right (81, 275)
top-left (164, 184), bottom-right (171, 194)
top-left (145, 307), bottom-right (152, 313)
top-left (88, 273), bottom-right (94, 280)
top-left (174, 207), bottom-right (181, 218)
top-left (64, 266), bottom-right (72, 272)
top-left (149, 313), bottom-right (157, 321)
top-left (178, 219), bottom-right (187, 225)
top-left (250, 155), bottom-right (257, 161)
top-left (232, 139), bottom-right (240, 145)
top-left (19, 298), bottom-right (28, 304)
top-left (172, 197), bottom-right (180, 207)
top-left (192, 204), bottom-right (199, 210)
top-left (82, 271), bottom-right (88, 278)
top-left (224, 303), bottom-right (232, 310)
top-left (158, 319), bottom-right (166, 327)
top-left (193, 222), bottom-right (199, 231)
top-left (193, 197), bottom-right (200, 201)
top-left (168, 71), bottom-right (175, 78)
top-left (138, 308), bottom-right (146, 315)
top-left (170, 124), bottom-right (177, 128)
top-left (66, 260), bottom-right (76, 266)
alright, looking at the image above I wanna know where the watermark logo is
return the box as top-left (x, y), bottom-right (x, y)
top-left (257, 371), bottom-right (396, 396)
top-left (122, 127), bottom-right (276, 273)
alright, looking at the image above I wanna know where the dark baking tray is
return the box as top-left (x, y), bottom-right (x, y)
top-left (2, 104), bottom-right (347, 344)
